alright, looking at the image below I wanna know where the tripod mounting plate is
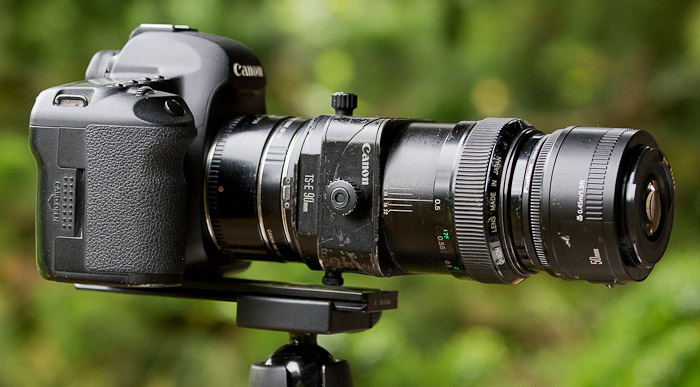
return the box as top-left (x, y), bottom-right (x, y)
top-left (75, 277), bottom-right (398, 334)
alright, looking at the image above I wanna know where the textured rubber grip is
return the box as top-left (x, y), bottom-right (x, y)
top-left (453, 118), bottom-right (528, 284)
top-left (584, 128), bottom-right (632, 221)
top-left (84, 124), bottom-right (195, 282)
top-left (453, 119), bottom-right (504, 282)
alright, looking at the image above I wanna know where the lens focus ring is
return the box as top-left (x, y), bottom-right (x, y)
top-left (453, 118), bottom-right (523, 283)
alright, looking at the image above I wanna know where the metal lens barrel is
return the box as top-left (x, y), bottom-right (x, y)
top-left (518, 127), bottom-right (674, 284)
top-left (381, 118), bottom-right (537, 283)
top-left (380, 118), bottom-right (674, 285)
top-left (204, 115), bottom-right (311, 264)
top-left (204, 114), bottom-right (674, 286)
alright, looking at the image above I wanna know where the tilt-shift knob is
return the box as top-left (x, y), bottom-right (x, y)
top-left (331, 92), bottom-right (358, 116)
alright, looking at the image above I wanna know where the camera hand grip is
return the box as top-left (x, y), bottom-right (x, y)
top-left (31, 120), bottom-right (195, 287)
top-left (83, 124), bottom-right (194, 284)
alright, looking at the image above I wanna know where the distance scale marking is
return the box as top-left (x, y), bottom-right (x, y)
top-left (432, 122), bottom-right (473, 280)
top-left (382, 187), bottom-right (433, 215)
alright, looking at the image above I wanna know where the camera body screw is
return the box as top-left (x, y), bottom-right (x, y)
top-left (322, 271), bottom-right (344, 286)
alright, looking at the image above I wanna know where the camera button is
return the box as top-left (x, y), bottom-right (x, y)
top-left (135, 86), bottom-right (155, 96)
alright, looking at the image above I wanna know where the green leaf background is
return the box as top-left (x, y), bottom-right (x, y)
top-left (1, 1), bottom-right (699, 386)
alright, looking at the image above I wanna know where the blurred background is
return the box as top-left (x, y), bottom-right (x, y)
top-left (1, 0), bottom-right (699, 385)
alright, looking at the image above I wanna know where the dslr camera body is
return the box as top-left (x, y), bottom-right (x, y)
top-left (30, 24), bottom-right (674, 289)
top-left (30, 24), bottom-right (265, 286)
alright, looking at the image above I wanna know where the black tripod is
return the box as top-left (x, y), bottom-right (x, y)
top-left (77, 274), bottom-right (398, 386)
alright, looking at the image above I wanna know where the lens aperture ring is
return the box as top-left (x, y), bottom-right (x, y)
top-left (453, 118), bottom-right (529, 284)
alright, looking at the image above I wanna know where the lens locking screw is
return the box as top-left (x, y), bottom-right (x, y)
top-left (326, 180), bottom-right (360, 216)
top-left (331, 92), bottom-right (358, 116)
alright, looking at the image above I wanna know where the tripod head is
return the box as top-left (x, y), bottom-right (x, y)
top-left (77, 276), bottom-right (398, 386)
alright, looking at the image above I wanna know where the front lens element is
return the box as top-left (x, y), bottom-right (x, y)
top-left (645, 179), bottom-right (661, 236)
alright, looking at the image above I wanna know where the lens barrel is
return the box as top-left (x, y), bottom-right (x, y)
top-left (518, 127), bottom-right (674, 284)
top-left (204, 115), bottom-right (309, 262)
top-left (204, 114), bottom-right (674, 285)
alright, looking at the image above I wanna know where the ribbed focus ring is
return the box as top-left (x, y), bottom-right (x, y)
top-left (453, 118), bottom-right (515, 283)
top-left (584, 129), bottom-right (632, 221)
top-left (528, 130), bottom-right (565, 270)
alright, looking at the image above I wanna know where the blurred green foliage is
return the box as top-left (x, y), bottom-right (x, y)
top-left (1, 0), bottom-right (700, 385)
